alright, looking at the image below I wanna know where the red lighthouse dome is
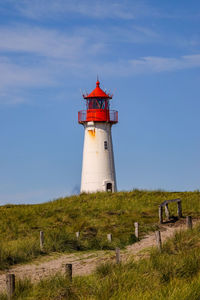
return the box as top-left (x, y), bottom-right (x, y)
top-left (78, 80), bottom-right (118, 124)
top-left (83, 80), bottom-right (112, 99)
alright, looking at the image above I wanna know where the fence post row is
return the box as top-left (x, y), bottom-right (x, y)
top-left (65, 264), bottom-right (72, 281)
top-left (134, 222), bottom-right (139, 239)
top-left (76, 231), bottom-right (80, 239)
top-left (40, 231), bottom-right (44, 251)
top-left (6, 274), bottom-right (15, 299)
top-left (155, 230), bottom-right (162, 251)
top-left (107, 233), bottom-right (112, 242)
top-left (159, 206), bottom-right (163, 224)
top-left (177, 201), bottom-right (182, 218)
top-left (186, 216), bottom-right (193, 229)
top-left (115, 247), bottom-right (120, 264)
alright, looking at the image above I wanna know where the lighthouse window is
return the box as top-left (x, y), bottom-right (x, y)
top-left (104, 141), bottom-right (108, 150)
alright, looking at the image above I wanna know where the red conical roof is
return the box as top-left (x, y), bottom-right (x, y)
top-left (83, 80), bottom-right (112, 99)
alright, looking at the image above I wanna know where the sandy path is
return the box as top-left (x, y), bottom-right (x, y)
top-left (0, 220), bottom-right (196, 293)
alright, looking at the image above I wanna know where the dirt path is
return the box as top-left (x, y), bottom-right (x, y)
top-left (0, 220), bottom-right (197, 292)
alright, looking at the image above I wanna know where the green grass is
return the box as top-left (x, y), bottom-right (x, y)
top-left (1, 190), bottom-right (200, 270)
top-left (2, 224), bottom-right (200, 299)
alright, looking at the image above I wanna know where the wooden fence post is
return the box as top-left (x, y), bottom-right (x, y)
top-left (115, 248), bottom-right (120, 264)
top-left (76, 231), bottom-right (80, 239)
top-left (186, 216), bottom-right (192, 229)
top-left (177, 201), bottom-right (182, 218)
top-left (164, 204), bottom-right (170, 220)
top-left (159, 206), bottom-right (163, 224)
top-left (155, 230), bottom-right (162, 251)
top-left (40, 231), bottom-right (44, 251)
top-left (6, 274), bottom-right (15, 299)
top-left (107, 233), bottom-right (112, 242)
top-left (65, 264), bottom-right (72, 281)
top-left (134, 222), bottom-right (139, 239)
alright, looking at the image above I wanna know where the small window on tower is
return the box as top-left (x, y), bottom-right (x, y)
top-left (104, 141), bottom-right (108, 150)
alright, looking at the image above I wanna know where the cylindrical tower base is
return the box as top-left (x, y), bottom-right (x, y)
top-left (80, 121), bottom-right (117, 193)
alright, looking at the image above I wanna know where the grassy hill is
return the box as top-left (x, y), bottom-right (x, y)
top-left (1, 223), bottom-right (200, 299)
top-left (0, 190), bottom-right (200, 270)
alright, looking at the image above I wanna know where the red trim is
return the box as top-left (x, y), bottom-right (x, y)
top-left (78, 109), bottom-right (118, 124)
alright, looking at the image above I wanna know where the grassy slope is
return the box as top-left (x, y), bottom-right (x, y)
top-left (1, 224), bottom-right (200, 299)
top-left (0, 190), bottom-right (200, 270)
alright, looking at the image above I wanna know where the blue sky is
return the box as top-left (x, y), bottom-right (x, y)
top-left (0, 0), bottom-right (200, 204)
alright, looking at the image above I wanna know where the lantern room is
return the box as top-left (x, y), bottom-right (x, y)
top-left (78, 80), bottom-right (118, 124)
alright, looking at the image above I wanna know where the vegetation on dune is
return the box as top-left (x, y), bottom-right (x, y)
top-left (2, 224), bottom-right (200, 299)
top-left (0, 190), bottom-right (200, 270)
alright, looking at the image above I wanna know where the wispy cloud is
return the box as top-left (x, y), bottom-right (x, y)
top-left (0, 56), bottom-right (53, 88)
top-left (4, 0), bottom-right (195, 23)
top-left (77, 25), bottom-right (160, 45)
top-left (0, 22), bottom-right (200, 105)
top-left (130, 54), bottom-right (200, 73)
top-left (1, 51), bottom-right (200, 105)
top-left (0, 25), bottom-right (105, 104)
top-left (0, 23), bottom-right (161, 65)
top-left (0, 89), bottom-right (26, 105)
top-left (91, 54), bottom-right (200, 76)
top-left (13, 0), bottom-right (158, 20)
top-left (0, 26), bottom-right (97, 60)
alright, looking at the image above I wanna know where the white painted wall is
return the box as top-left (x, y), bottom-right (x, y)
top-left (80, 121), bottom-right (117, 193)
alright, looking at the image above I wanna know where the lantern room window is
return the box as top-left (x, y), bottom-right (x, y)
top-left (87, 99), bottom-right (109, 110)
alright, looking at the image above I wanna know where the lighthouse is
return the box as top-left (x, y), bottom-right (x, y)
top-left (78, 79), bottom-right (118, 193)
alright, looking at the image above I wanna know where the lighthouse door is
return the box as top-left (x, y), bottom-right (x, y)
top-left (106, 182), bottom-right (112, 192)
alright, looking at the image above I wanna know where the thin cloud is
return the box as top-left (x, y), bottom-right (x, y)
top-left (0, 90), bottom-right (25, 105)
top-left (1, 53), bottom-right (200, 105)
top-left (0, 56), bottom-right (54, 88)
top-left (90, 54), bottom-right (200, 76)
top-left (14, 0), bottom-right (158, 20)
top-left (0, 26), bottom-right (90, 60)
top-left (130, 54), bottom-right (200, 73)
top-left (0, 24), bottom-right (200, 105)
top-left (75, 25), bottom-right (160, 45)
top-left (0, 24), bottom-right (160, 63)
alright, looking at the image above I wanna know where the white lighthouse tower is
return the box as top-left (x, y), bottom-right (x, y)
top-left (78, 79), bottom-right (118, 193)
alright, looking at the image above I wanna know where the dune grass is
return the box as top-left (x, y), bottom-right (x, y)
top-left (0, 190), bottom-right (200, 270)
top-left (2, 224), bottom-right (200, 299)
